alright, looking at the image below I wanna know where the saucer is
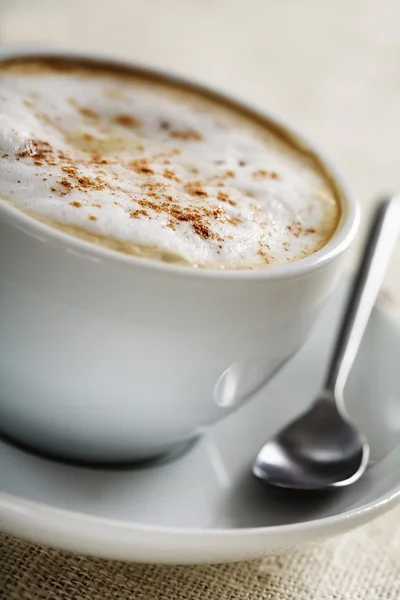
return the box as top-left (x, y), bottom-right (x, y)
top-left (1, 283), bottom-right (400, 564)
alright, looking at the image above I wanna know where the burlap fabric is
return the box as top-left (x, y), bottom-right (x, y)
top-left (1, 506), bottom-right (399, 600)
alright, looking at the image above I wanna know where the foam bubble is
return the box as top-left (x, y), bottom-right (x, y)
top-left (0, 60), bottom-right (340, 268)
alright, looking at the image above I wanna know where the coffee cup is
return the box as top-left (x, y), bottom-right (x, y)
top-left (0, 48), bottom-right (359, 463)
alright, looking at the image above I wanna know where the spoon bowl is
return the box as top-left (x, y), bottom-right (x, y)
top-left (253, 396), bottom-right (369, 490)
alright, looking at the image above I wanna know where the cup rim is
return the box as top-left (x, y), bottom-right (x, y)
top-left (0, 45), bottom-right (360, 281)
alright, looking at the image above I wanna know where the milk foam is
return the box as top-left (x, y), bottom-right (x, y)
top-left (0, 60), bottom-right (340, 268)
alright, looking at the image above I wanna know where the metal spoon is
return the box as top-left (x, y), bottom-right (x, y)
top-left (253, 194), bottom-right (400, 490)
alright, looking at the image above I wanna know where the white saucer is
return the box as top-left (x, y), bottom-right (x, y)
top-left (1, 283), bottom-right (400, 564)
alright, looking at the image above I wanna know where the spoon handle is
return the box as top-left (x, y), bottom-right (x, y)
top-left (324, 194), bottom-right (400, 397)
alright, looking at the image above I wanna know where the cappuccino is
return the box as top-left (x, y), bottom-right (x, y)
top-left (0, 59), bottom-right (340, 269)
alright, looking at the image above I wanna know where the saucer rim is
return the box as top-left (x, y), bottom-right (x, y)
top-left (1, 471), bottom-right (400, 539)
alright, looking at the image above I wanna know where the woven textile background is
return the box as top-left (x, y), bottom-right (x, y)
top-left (2, 507), bottom-right (400, 600)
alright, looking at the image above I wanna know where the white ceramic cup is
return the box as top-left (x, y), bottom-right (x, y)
top-left (0, 49), bottom-right (359, 463)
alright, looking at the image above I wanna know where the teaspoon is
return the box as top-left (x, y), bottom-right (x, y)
top-left (253, 194), bottom-right (400, 490)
